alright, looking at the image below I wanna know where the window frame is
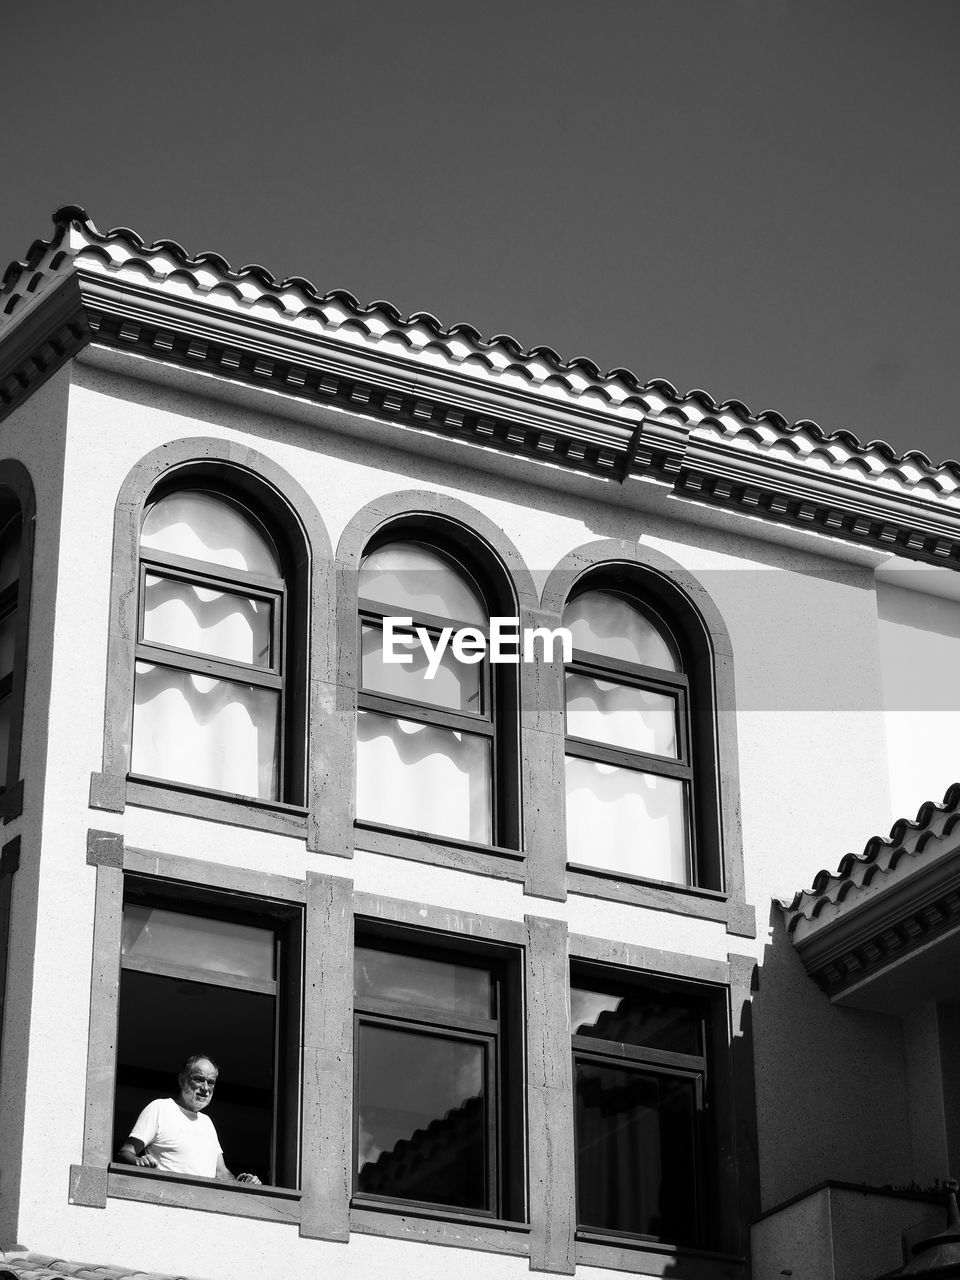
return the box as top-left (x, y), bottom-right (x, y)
top-left (114, 875), bottom-right (304, 1191)
top-left (131, 484), bottom-right (300, 807)
top-left (355, 536), bottom-right (518, 851)
top-left (563, 590), bottom-right (698, 887)
top-left (91, 443), bottom-right (334, 844)
top-left (570, 960), bottom-right (721, 1253)
top-left (351, 922), bottom-right (525, 1224)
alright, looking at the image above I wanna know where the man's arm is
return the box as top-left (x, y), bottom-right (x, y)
top-left (117, 1137), bottom-right (158, 1168)
top-left (215, 1154), bottom-right (260, 1184)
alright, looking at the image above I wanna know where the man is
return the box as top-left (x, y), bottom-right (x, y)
top-left (118, 1053), bottom-right (261, 1184)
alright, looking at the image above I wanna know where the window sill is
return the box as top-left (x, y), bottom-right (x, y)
top-left (567, 864), bottom-right (756, 938)
top-left (90, 769), bottom-right (308, 837)
top-left (355, 821), bottom-right (525, 882)
top-left (350, 1198), bottom-right (530, 1255)
top-left (576, 1229), bottom-right (746, 1276)
top-left (106, 1164), bottom-right (301, 1223)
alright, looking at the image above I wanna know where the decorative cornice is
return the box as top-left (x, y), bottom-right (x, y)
top-left (4, 207), bottom-right (960, 566)
top-left (782, 783), bottom-right (960, 997)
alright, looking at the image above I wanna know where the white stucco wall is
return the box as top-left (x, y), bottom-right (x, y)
top-left (0, 367), bottom-right (71, 1245)
top-left (876, 571), bottom-right (960, 823)
top-left (4, 354), bottom-right (925, 1273)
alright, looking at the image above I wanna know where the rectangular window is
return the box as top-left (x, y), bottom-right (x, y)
top-left (113, 881), bottom-right (302, 1188)
top-left (353, 927), bottom-right (523, 1220)
top-left (571, 965), bottom-right (713, 1249)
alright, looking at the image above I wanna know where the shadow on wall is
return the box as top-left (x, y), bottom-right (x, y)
top-left (751, 904), bottom-right (913, 1206)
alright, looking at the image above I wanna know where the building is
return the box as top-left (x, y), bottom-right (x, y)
top-left (0, 207), bottom-right (959, 1279)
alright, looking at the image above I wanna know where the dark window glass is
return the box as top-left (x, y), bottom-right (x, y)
top-left (353, 932), bottom-right (522, 1219)
top-left (357, 1024), bottom-right (488, 1210)
top-left (354, 945), bottom-right (492, 1017)
top-left (113, 886), bottom-right (301, 1188)
top-left (0, 513), bottom-right (21, 791)
top-left (570, 983), bottom-right (703, 1056)
top-left (575, 1062), bottom-right (699, 1241)
top-left (572, 968), bottom-right (711, 1249)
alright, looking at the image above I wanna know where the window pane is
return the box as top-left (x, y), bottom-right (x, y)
top-left (355, 947), bottom-right (492, 1018)
top-left (565, 756), bottom-right (689, 884)
top-left (357, 1023), bottom-right (487, 1210)
top-left (0, 693), bottom-right (10, 785)
top-left (563, 591), bottom-right (679, 671)
top-left (143, 573), bottom-right (273, 667)
top-left (132, 662), bottom-right (279, 799)
top-left (122, 904), bottom-right (275, 981)
top-left (575, 1060), bottom-right (699, 1243)
top-left (571, 985), bottom-right (702, 1055)
top-left (0, 608), bottom-right (15, 680)
top-left (360, 543), bottom-right (486, 625)
top-left (361, 622), bottom-right (482, 713)
top-left (141, 492), bottom-right (281, 577)
top-left (0, 517), bottom-right (20, 594)
top-left (356, 710), bottom-right (492, 844)
top-left (566, 674), bottom-right (678, 757)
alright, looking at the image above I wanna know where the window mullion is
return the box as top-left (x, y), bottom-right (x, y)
top-left (142, 549), bottom-right (284, 594)
top-left (355, 997), bottom-right (499, 1035)
top-left (358, 693), bottom-right (495, 736)
top-left (571, 1037), bottom-right (707, 1073)
top-left (564, 737), bottom-right (692, 779)
top-left (135, 644), bottom-right (283, 690)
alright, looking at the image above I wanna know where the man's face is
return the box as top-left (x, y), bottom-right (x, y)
top-left (178, 1059), bottom-right (218, 1112)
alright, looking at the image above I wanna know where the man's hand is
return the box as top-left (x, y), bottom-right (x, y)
top-left (236, 1172), bottom-right (261, 1184)
top-left (118, 1140), bottom-right (158, 1168)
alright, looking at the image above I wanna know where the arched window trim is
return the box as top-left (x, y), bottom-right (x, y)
top-left (540, 541), bottom-right (755, 939)
top-left (90, 440), bottom-right (333, 847)
top-left (336, 493), bottom-right (539, 880)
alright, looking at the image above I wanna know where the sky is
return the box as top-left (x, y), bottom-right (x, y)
top-left (2, 1), bottom-right (958, 465)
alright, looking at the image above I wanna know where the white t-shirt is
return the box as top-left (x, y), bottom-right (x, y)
top-left (128, 1096), bottom-right (223, 1178)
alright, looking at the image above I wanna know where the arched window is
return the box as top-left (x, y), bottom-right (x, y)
top-left (132, 489), bottom-right (299, 803)
top-left (356, 539), bottom-right (514, 847)
top-left (563, 588), bottom-right (696, 886)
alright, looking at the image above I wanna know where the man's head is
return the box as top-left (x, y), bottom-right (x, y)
top-left (177, 1053), bottom-right (219, 1113)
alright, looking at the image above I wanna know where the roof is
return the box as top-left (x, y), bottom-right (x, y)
top-left (0, 1253), bottom-right (204, 1280)
top-left (1, 206), bottom-right (952, 476)
top-left (3, 207), bottom-right (960, 566)
top-left (784, 782), bottom-right (960, 931)
top-left (782, 783), bottom-right (960, 1000)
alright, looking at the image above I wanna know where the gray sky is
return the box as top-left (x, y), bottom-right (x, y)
top-left (2, 1), bottom-right (958, 464)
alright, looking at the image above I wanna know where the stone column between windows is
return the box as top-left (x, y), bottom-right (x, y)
top-left (521, 607), bottom-right (567, 904)
top-left (70, 833), bottom-right (125, 1209)
top-left (299, 870), bottom-right (354, 1241)
top-left (525, 913), bottom-right (575, 1274)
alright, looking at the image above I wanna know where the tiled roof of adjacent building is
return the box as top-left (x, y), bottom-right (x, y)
top-left (782, 784), bottom-right (960, 1000)
top-left (783, 782), bottom-right (960, 933)
top-left (0, 1253), bottom-right (204, 1280)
